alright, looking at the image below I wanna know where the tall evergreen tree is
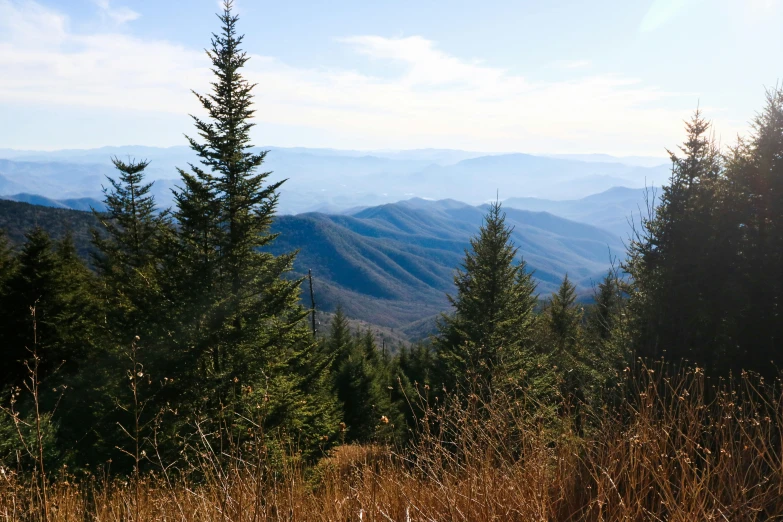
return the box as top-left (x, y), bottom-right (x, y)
top-left (625, 109), bottom-right (726, 369)
top-left (435, 202), bottom-right (539, 392)
top-left (169, 0), bottom-right (339, 452)
top-left (724, 86), bottom-right (783, 374)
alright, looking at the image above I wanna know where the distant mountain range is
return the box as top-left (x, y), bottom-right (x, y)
top-left (503, 186), bottom-right (661, 239)
top-left (0, 193), bottom-right (106, 212)
top-left (0, 196), bottom-right (625, 340)
top-left (0, 146), bottom-right (671, 215)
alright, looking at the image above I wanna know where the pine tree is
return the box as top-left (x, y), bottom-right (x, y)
top-left (584, 269), bottom-right (628, 377)
top-left (587, 271), bottom-right (621, 343)
top-left (93, 157), bottom-right (173, 345)
top-left (335, 330), bottom-right (396, 442)
top-left (326, 306), bottom-right (352, 369)
top-left (624, 109), bottom-right (726, 368)
top-left (435, 202), bottom-right (538, 392)
top-left (1, 229), bottom-right (62, 386)
top-left (544, 275), bottom-right (582, 356)
top-left (391, 342), bottom-right (437, 435)
top-left (169, 0), bottom-right (339, 452)
top-left (0, 230), bottom-right (99, 400)
top-left (723, 86), bottom-right (783, 375)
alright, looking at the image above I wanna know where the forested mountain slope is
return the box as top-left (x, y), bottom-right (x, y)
top-left (269, 199), bottom-right (623, 328)
top-left (0, 197), bottom-right (622, 335)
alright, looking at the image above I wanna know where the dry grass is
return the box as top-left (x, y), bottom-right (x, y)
top-left (2, 365), bottom-right (782, 521)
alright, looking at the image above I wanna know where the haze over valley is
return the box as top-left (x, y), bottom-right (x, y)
top-left (0, 145), bottom-right (661, 338)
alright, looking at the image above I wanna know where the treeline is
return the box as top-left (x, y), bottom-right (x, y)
top-left (1, 1), bottom-right (782, 480)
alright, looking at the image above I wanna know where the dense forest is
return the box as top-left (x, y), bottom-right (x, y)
top-left (1, 3), bottom-right (782, 520)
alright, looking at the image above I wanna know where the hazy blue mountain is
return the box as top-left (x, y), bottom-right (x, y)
top-left (0, 174), bottom-right (29, 195)
top-left (0, 158), bottom-right (110, 199)
top-left (0, 146), bottom-right (671, 215)
top-left (407, 154), bottom-right (669, 202)
top-left (504, 186), bottom-right (661, 239)
top-left (545, 154), bottom-right (670, 168)
top-left (58, 197), bottom-right (107, 212)
top-left (0, 193), bottom-right (107, 212)
top-left (1, 193), bottom-right (70, 209)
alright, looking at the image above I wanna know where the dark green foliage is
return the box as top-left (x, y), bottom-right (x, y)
top-left (435, 202), bottom-right (539, 392)
top-left (625, 110), bottom-right (727, 370)
top-left (586, 271), bottom-right (623, 344)
top-left (625, 89), bottom-right (783, 377)
top-left (0, 200), bottom-right (98, 258)
top-left (543, 275), bottom-right (582, 356)
top-left (391, 342), bottom-right (438, 433)
top-left (722, 87), bottom-right (783, 374)
top-left (0, 230), bottom-right (101, 467)
top-left (0, 230), bottom-right (99, 390)
top-left (162, 0), bottom-right (339, 456)
top-left (93, 158), bottom-right (173, 342)
top-left (325, 308), bottom-right (399, 442)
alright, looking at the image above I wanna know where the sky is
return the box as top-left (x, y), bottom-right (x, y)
top-left (0, 0), bottom-right (781, 155)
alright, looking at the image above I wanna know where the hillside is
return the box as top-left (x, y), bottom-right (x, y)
top-left (0, 199), bottom-right (98, 258)
top-left (269, 199), bottom-right (623, 329)
top-left (0, 197), bottom-right (622, 338)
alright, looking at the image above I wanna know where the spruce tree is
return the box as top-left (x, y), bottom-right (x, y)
top-left (1, 229), bottom-right (63, 386)
top-left (586, 271), bottom-right (621, 343)
top-left (170, 0), bottom-right (338, 452)
top-left (93, 157), bottom-right (173, 346)
top-left (435, 202), bottom-right (538, 392)
top-left (724, 86), bottom-right (783, 374)
top-left (585, 269), bottom-right (628, 376)
top-left (625, 109), bottom-right (726, 368)
top-left (0, 230), bottom-right (99, 401)
top-left (333, 329), bottom-right (396, 442)
top-left (544, 275), bottom-right (582, 356)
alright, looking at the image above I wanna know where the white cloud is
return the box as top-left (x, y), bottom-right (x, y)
top-left (550, 59), bottom-right (592, 70)
top-left (0, 0), bottom-right (739, 154)
top-left (93, 0), bottom-right (139, 25)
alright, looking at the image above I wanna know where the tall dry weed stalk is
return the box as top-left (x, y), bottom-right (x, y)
top-left (0, 305), bottom-right (62, 522)
top-left (1, 362), bottom-right (782, 521)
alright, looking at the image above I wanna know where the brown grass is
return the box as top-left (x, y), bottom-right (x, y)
top-left (2, 364), bottom-right (782, 521)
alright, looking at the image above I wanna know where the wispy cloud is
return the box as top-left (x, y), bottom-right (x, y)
top-left (93, 0), bottom-right (139, 25)
top-left (550, 59), bottom-right (592, 70)
top-left (0, 0), bottom-right (735, 153)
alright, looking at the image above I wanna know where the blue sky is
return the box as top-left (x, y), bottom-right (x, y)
top-left (0, 0), bottom-right (780, 154)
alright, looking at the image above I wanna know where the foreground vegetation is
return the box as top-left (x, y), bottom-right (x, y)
top-left (2, 364), bottom-right (781, 521)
